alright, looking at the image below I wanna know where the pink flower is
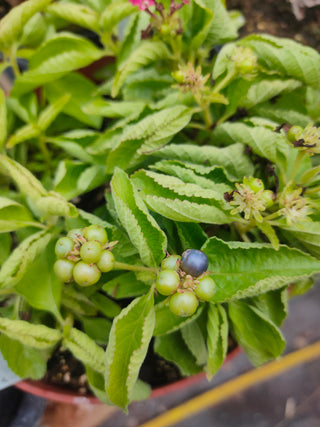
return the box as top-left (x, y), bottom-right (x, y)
top-left (129, 0), bottom-right (155, 10)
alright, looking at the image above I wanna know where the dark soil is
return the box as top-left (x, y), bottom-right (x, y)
top-left (228, 0), bottom-right (320, 50)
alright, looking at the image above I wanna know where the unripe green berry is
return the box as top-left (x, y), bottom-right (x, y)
top-left (80, 241), bottom-right (103, 264)
top-left (55, 237), bottom-right (74, 259)
top-left (169, 291), bottom-right (199, 317)
top-left (83, 224), bottom-right (108, 244)
top-left (161, 255), bottom-right (181, 271)
top-left (194, 276), bottom-right (216, 301)
top-left (67, 228), bottom-right (83, 240)
top-left (262, 190), bottom-right (274, 208)
top-left (97, 250), bottom-right (115, 273)
top-left (54, 259), bottom-right (75, 283)
top-left (247, 177), bottom-right (264, 193)
top-left (171, 70), bottom-right (184, 83)
top-left (156, 269), bottom-right (180, 296)
top-left (73, 261), bottom-right (101, 287)
top-left (160, 24), bottom-right (171, 36)
top-left (287, 125), bottom-right (303, 143)
top-left (237, 58), bottom-right (255, 75)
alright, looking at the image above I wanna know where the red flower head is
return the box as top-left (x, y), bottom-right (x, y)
top-left (129, 0), bottom-right (155, 10)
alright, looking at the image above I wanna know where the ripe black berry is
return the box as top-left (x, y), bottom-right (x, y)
top-left (180, 249), bottom-right (209, 277)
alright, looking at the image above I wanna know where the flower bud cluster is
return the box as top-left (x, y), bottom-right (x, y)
top-left (172, 62), bottom-right (210, 96)
top-left (286, 123), bottom-right (320, 156)
top-left (232, 46), bottom-right (258, 77)
top-left (226, 177), bottom-right (274, 222)
top-left (279, 187), bottom-right (313, 225)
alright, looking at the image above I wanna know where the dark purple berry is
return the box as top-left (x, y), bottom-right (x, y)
top-left (180, 249), bottom-right (209, 277)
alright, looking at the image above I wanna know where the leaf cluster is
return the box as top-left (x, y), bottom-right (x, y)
top-left (1, 0), bottom-right (320, 410)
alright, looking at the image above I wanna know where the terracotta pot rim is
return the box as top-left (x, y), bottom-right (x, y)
top-left (15, 346), bottom-right (241, 405)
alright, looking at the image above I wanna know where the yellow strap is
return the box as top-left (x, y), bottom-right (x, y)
top-left (141, 340), bottom-right (320, 427)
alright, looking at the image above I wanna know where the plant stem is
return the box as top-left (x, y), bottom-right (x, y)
top-left (263, 211), bottom-right (282, 221)
top-left (202, 104), bottom-right (213, 129)
top-left (114, 262), bottom-right (158, 274)
top-left (9, 45), bottom-right (20, 79)
top-left (212, 69), bottom-right (236, 94)
top-left (289, 151), bottom-right (305, 182)
top-left (186, 122), bottom-right (207, 130)
top-left (304, 185), bottom-right (320, 195)
top-left (38, 135), bottom-right (52, 172)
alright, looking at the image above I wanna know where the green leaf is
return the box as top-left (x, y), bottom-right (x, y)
top-left (280, 222), bottom-right (320, 258)
top-left (47, 2), bottom-right (99, 31)
top-left (154, 331), bottom-right (202, 376)
top-left (54, 161), bottom-right (106, 200)
top-left (35, 192), bottom-right (78, 218)
top-left (154, 142), bottom-right (254, 180)
top-left (62, 286), bottom-right (97, 317)
top-left (0, 154), bottom-right (47, 201)
top-left (110, 168), bottom-right (167, 267)
top-left (176, 222), bottom-right (207, 251)
top-left (81, 317), bottom-right (111, 346)
top-left (203, 0), bottom-right (238, 45)
top-left (181, 319), bottom-right (207, 366)
top-left (86, 366), bottom-right (112, 404)
top-left (37, 94), bottom-right (71, 132)
top-left (132, 169), bottom-right (232, 224)
top-left (99, 2), bottom-right (137, 33)
top-left (6, 122), bottom-right (40, 149)
top-left (154, 302), bottom-right (203, 336)
top-left (44, 73), bottom-right (103, 128)
top-left (106, 106), bottom-right (193, 174)
top-left (0, 335), bottom-right (47, 380)
top-left (0, 233), bottom-right (11, 265)
top-left (240, 77), bottom-right (302, 110)
top-left (0, 0), bottom-right (52, 49)
top-left (250, 288), bottom-right (288, 327)
top-left (228, 300), bottom-right (286, 365)
top-left (240, 34), bottom-right (320, 87)
top-left (15, 241), bottom-right (63, 319)
top-left (250, 91), bottom-right (311, 127)
top-left (0, 230), bottom-right (52, 289)
top-left (151, 160), bottom-right (232, 191)
top-left (63, 327), bottom-right (105, 374)
top-left (187, 0), bottom-right (214, 50)
top-left (12, 33), bottom-right (104, 96)
top-left (0, 318), bottom-right (62, 349)
top-left (47, 130), bottom-right (98, 163)
top-left (84, 99), bottom-right (146, 119)
top-left (6, 92), bottom-right (38, 124)
top-left (102, 272), bottom-right (150, 298)
top-left (112, 41), bottom-right (171, 97)
top-left (19, 12), bottom-right (47, 48)
top-left (0, 197), bottom-right (37, 232)
top-left (90, 292), bottom-right (121, 318)
top-left (105, 290), bottom-right (155, 410)
top-left (206, 304), bottom-right (228, 378)
top-left (202, 237), bottom-right (320, 302)
top-left (212, 122), bottom-right (290, 171)
top-left (0, 89), bottom-right (7, 149)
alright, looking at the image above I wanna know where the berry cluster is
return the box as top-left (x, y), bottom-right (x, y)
top-left (54, 225), bottom-right (116, 287)
top-left (156, 249), bottom-right (216, 318)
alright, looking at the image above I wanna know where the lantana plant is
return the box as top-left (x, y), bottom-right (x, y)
top-left (1, 0), bottom-right (320, 410)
